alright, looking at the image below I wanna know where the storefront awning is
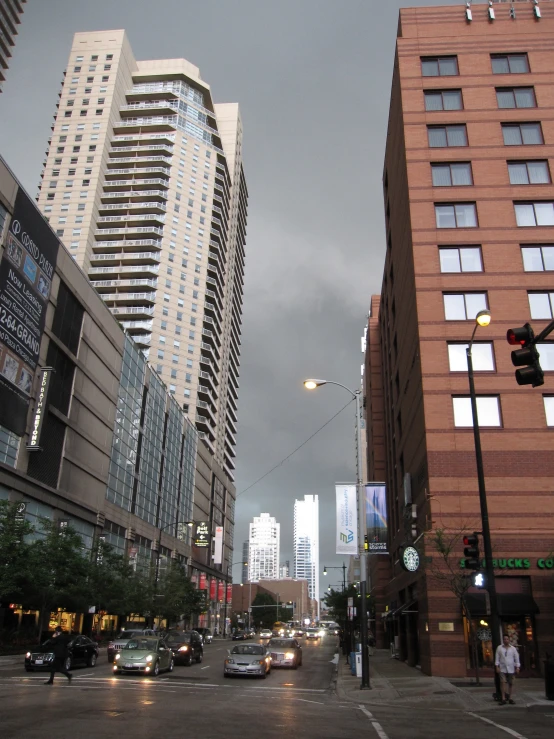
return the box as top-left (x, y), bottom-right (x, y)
top-left (383, 599), bottom-right (418, 619)
top-left (464, 593), bottom-right (539, 617)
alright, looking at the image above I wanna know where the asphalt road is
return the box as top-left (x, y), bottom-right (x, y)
top-left (0, 637), bottom-right (553, 739)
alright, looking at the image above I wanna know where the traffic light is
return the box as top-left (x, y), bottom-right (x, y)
top-left (507, 323), bottom-right (544, 387)
top-left (364, 535), bottom-right (369, 552)
top-left (463, 533), bottom-right (480, 570)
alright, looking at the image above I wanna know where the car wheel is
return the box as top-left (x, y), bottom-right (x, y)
top-left (168, 658), bottom-right (174, 673)
top-left (196, 651), bottom-right (203, 664)
top-left (185, 655), bottom-right (192, 666)
top-left (152, 661), bottom-right (160, 677)
top-left (64, 656), bottom-right (72, 672)
top-left (224, 672), bottom-right (229, 678)
top-left (87, 652), bottom-right (97, 668)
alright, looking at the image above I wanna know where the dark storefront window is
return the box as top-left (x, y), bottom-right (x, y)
top-left (51, 280), bottom-right (84, 355)
top-left (45, 340), bottom-right (75, 416)
top-left (27, 412), bottom-right (66, 487)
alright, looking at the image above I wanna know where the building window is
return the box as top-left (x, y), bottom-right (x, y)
top-left (431, 162), bottom-right (472, 187)
top-left (508, 161), bottom-right (550, 185)
top-left (448, 343), bottom-right (495, 372)
top-left (424, 90), bottom-right (462, 111)
top-left (521, 245), bottom-right (554, 271)
top-left (453, 397), bottom-right (501, 427)
top-left (185, 373), bottom-right (192, 382)
top-left (171, 369), bottom-right (177, 379)
top-left (496, 87), bottom-right (536, 109)
top-left (172, 354), bottom-right (178, 364)
top-left (421, 56), bottom-right (458, 77)
top-left (491, 54), bottom-right (529, 74)
top-left (439, 246), bottom-right (482, 272)
top-left (543, 397), bottom-right (554, 426)
top-left (157, 350), bottom-right (164, 359)
top-left (443, 292), bottom-right (488, 320)
top-left (537, 343), bottom-right (554, 370)
top-left (528, 292), bottom-right (554, 319)
top-left (435, 203), bottom-right (477, 228)
top-left (514, 202), bottom-right (554, 227)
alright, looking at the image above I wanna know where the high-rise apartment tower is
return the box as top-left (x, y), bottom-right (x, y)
top-left (37, 30), bottom-right (247, 481)
top-left (0, 0), bottom-right (26, 92)
top-left (248, 513), bottom-right (280, 581)
top-left (293, 495), bottom-right (319, 608)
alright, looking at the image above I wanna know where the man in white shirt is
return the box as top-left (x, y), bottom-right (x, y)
top-left (495, 633), bottom-right (521, 705)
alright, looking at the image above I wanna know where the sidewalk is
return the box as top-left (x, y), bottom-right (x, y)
top-left (335, 649), bottom-right (553, 713)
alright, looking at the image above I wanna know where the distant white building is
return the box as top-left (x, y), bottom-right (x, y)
top-left (279, 561), bottom-right (290, 579)
top-left (248, 513), bottom-right (280, 581)
top-left (293, 495), bottom-right (319, 614)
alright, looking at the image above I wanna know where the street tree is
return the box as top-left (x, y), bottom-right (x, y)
top-left (155, 561), bottom-right (204, 627)
top-left (250, 592), bottom-right (292, 629)
top-left (0, 500), bottom-right (34, 602)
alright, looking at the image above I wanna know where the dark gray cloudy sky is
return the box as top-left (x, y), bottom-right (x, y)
top-left (0, 0), bottom-right (462, 597)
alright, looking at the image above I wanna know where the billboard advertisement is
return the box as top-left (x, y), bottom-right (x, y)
top-left (213, 525), bottom-right (223, 564)
top-left (335, 483), bottom-right (358, 555)
top-left (0, 188), bottom-right (59, 435)
top-left (365, 483), bottom-right (388, 553)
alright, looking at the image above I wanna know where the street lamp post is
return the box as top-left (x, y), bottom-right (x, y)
top-left (466, 310), bottom-right (501, 700)
top-left (304, 378), bottom-right (370, 689)
top-left (323, 564), bottom-right (347, 591)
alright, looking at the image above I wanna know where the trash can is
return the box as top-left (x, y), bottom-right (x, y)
top-left (545, 656), bottom-right (554, 701)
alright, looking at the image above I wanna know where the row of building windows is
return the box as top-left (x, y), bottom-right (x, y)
top-left (451, 395), bottom-right (554, 429)
top-left (421, 53), bottom-right (530, 77)
top-left (438, 245), bottom-right (554, 274)
top-left (424, 86), bottom-right (537, 111)
top-left (74, 54), bottom-right (113, 62)
top-left (443, 291), bottom-right (554, 327)
top-left (428, 122), bottom-right (543, 148)
top-left (431, 159), bottom-right (550, 187)
top-left (433, 201), bottom-right (554, 229)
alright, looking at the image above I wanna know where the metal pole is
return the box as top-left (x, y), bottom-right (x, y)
top-left (248, 581), bottom-right (252, 630)
top-left (356, 389), bottom-right (370, 689)
top-left (153, 532), bottom-right (161, 630)
top-left (466, 345), bottom-right (501, 700)
top-left (342, 563), bottom-right (346, 591)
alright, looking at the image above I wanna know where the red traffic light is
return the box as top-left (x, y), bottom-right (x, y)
top-left (507, 324), bottom-right (533, 347)
top-left (463, 534), bottom-right (478, 547)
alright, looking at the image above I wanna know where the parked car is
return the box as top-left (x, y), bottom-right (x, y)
top-left (113, 637), bottom-right (174, 677)
top-left (259, 629), bottom-right (273, 640)
top-left (267, 638), bottom-right (302, 669)
top-left (305, 628), bottom-right (320, 640)
top-left (165, 630), bottom-right (203, 665)
top-left (224, 643), bottom-right (271, 678)
top-left (195, 627), bottom-right (213, 644)
top-left (294, 629), bottom-right (305, 638)
top-left (25, 635), bottom-right (99, 672)
top-left (232, 630), bottom-right (247, 641)
top-left (107, 629), bottom-right (156, 663)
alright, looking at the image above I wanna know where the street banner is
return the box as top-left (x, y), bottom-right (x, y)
top-left (0, 187), bottom-right (59, 435)
top-left (336, 483), bottom-right (358, 555)
top-left (213, 525), bottom-right (223, 564)
top-left (365, 483), bottom-right (388, 553)
top-left (226, 584), bottom-right (233, 602)
top-left (217, 581), bottom-right (224, 602)
top-left (209, 579), bottom-right (216, 600)
top-left (199, 572), bottom-right (207, 590)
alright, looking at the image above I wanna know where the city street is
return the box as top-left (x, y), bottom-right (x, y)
top-left (0, 637), bottom-right (553, 738)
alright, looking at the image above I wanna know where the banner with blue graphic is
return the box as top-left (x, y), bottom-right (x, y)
top-left (336, 483), bottom-right (358, 555)
top-left (365, 483), bottom-right (388, 553)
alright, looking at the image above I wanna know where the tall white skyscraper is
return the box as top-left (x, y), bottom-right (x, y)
top-left (248, 513), bottom-right (280, 581)
top-left (37, 30), bottom-right (247, 481)
top-left (294, 495), bottom-right (319, 607)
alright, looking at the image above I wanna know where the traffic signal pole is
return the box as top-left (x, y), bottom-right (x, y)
top-left (466, 344), bottom-right (502, 700)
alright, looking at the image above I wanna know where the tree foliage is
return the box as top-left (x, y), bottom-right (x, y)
top-left (0, 501), bottom-right (34, 601)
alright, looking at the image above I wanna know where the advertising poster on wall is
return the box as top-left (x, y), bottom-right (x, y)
top-left (213, 525), bottom-right (223, 564)
top-left (0, 188), bottom-right (59, 436)
top-left (335, 483), bottom-right (358, 555)
top-left (365, 483), bottom-right (388, 553)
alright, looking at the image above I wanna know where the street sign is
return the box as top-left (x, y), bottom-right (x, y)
top-left (194, 521), bottom-right (210, 548)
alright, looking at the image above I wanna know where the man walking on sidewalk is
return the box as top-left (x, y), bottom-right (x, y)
top-left (44, 626), bottom-right (73, 685)
top-left (495, 633), bottom-right (520, 705)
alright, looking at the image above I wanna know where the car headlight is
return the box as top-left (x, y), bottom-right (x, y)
top-left (252, 660), bottom-right (264, 665)
top-left (285, 652), bottom-right (295, 659)
top-left (115, 654), bottom-right (121, 660)
top-left (178, 645), bottom-right (189, 651)
top-left (146, 655), bottom-right (153, 662)
top-left (225, 659), bottom-right (235, 664)
top-left (25, 652), bottom-right (31, 658)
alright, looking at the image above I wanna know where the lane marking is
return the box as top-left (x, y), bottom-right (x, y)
top-left (292, 698), bottom-right (325, 705)
top-left (467, 712), bottom-right (529, 739)
top-left (359, 705), bottom-right (390, 739)
top-left (201, 666), bottom-right (210, 670)
top-left (75, 673), bottom-right (94, 678)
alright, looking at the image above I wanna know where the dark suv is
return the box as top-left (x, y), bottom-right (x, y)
top-left (165, 630), bottom-right (203, 665)
top-left (195, 627), bottom-right (213, 644)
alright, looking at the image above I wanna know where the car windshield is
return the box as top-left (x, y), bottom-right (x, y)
top-left (116, 631), bottom-right (142, 639)
top-left (166, 632), bottom-right (190, 642)
top-left (231, 645), bottom-right (265, 655)
top-left (269, 639), bottom-right (296, 648)
top-left (306, 629), bottom-right (318, 633)
top-left (124, 639), bottom-right (158, 651)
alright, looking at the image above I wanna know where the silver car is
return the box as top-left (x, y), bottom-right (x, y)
top-left (107, 629), bottom-right (156, 663)
top-left (224, 643), bottom-right (271, 678)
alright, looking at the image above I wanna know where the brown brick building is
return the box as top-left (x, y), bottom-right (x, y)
top-left (365, 2), bottom-right (554, 678)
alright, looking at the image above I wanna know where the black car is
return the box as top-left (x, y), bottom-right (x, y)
top-left (232, 630), bottom-right (247, 641)
top-left (165, 630), bottom-right (203, 665)
top-left (25, 635), bottom-right (99, 672)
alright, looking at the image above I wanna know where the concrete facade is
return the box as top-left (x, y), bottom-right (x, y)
top-left (365, 3), bottom-right (554, 677)
top-left (0, 0), bottom-right (26, 93)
